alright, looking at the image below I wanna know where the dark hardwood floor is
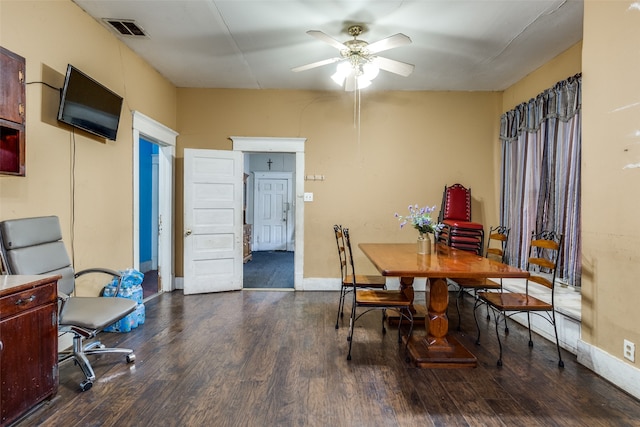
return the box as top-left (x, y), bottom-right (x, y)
top-left (16, 290), bottom-right (640, 426)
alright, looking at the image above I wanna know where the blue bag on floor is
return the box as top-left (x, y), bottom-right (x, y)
top-left (103, 269), bottom-right (145, 333)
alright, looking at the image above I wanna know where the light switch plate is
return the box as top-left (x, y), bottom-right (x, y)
top-left (303, 192), bottom-right (313, 202)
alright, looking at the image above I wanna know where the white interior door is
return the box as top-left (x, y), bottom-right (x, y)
top-left (183, 149), bottom-right (243, 294)
top-left (254, 175), bottom-right (290, 251)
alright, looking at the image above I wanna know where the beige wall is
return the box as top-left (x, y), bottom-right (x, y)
top-left (502, 42), bottom-right (582, 113)
top-left (0, 1), bottom-right (176, 295)
top-left (581, 0), bottom-right (640, 364)
top-left (176, 89), bottom-right (503, 278)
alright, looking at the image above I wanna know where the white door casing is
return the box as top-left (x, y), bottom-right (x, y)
top-left (151, 154), bottom-right (159, 270)
top-left (253, 172), bottom-right (293, 251)
top-left (132, 111), bottom-right (177, 293)
top-left (183, 149), bottom-right (243, 294)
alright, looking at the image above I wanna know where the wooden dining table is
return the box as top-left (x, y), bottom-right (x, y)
top-left (359, 242), bottom-right (529, 368)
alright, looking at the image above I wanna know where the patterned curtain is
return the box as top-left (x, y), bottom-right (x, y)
top-left (499, 74), bottom-right (581, 286)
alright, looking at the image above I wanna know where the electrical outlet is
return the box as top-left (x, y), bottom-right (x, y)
top-left (624, 339), bottom-right (635, 362)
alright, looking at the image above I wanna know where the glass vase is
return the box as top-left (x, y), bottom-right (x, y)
top-left (417, 233), bottom-right (431, 255)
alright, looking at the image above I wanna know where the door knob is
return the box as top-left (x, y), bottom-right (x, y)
top-left (185, 229), bottom-right (192, 236)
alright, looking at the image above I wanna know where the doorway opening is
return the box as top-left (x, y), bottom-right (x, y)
top-left (139, 138), bottom-right (160, 298)
top-left (231, 136), bottom-right (305, 290)
top-left (243, 162), bottom-right (295, 289)
top-left (132, 111), bottom-right (178, 298)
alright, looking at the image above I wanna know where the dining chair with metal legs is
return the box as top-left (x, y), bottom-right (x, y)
top-left (476, 230), bottom-right (564, 367)
top-left (450, 225), bottom-right (509, 331)
top-left (333, 224), bottom-right (386, 329)
top-left (342, 227), bottom-right (413, 361)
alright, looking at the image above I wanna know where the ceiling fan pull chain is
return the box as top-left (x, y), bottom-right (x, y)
top-left (353, 87), bottom-right (357, 128)
top-left (354, 87), bottom-right (362, 152)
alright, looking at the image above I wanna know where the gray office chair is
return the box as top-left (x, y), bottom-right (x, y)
top-left (0, 215), bottom-right (136, 392)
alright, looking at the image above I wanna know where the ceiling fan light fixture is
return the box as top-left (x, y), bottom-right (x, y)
top-left (362, 62), bottom-right (379, 81)
top-left (356, 76), bottom-right (372, 89)
top-left (331, 61), bottom-right (354, 86)
top-left (332, 59), bottom-right (379, 89)
top-left (293, 25), bottom-right (414, 91)
top-left (331, 71), bottom-right (345, 86)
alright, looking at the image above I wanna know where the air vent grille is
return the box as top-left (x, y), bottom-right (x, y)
top-left (103, 19), bottom-right (148, 37)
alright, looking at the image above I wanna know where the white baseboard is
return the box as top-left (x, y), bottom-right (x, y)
top-left (173, 277), bottom-right (428, 292)
top-left (577, 339), bottom-right (640, 400)
top-left (139, 260), bottom-right (154, 273)
top-left (504, 310), bottom-right (580, 354)
top-left (299, 278), bottom-right (341, 291)
top-left (299, 277), bottom-right (429, 291)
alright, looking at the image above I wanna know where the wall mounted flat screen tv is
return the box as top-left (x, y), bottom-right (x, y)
top-left (57, 64), bottom-right (123, 141)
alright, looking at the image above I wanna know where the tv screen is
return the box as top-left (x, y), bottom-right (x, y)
top-left (57, 65), bottom-right (123, 141)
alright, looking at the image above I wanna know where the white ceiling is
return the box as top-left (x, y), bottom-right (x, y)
top-left (73, 0), bottom-right (583, 92)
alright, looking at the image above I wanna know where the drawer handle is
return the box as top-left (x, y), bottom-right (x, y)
top-left (15, 295), bottom-right (36, 305)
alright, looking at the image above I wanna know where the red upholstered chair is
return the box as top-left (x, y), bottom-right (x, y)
top-left (436, 183), bottom-right (484, 255)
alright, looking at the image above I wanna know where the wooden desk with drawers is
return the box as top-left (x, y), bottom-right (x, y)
top-left (0, 275), bottom-right (60, 427)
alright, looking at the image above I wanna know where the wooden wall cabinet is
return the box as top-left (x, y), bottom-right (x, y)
top-left (0, 275), bottom-right (59, 427)
top-left (0, 46), bottom-right (26, 176)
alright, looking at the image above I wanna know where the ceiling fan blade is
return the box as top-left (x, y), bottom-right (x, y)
top-left (307, 30), bottom-right (347, 50)
top-left (366, 33), bottom-right (412, 54)
top-left (372, 56), bottom-right (415, 77)
top-left (291, 57), bottom-right (341, 72)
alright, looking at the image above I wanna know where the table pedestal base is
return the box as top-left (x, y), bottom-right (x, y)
top-left (387, 304), bottom-right (426, 326)
top-left (405, 335), bottom-right (477, 369)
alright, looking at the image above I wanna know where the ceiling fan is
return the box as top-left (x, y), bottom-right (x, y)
top-left (292, 25), bottom-right (415, 91)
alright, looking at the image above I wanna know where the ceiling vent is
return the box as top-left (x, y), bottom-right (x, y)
top-left (102, 19), bottom-right (148, 37)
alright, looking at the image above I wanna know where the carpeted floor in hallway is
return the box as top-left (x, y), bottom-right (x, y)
top-left (243, 250), bottom-right (294, 289)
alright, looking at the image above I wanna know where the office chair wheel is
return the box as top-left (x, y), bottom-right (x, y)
top-left (497, 359), bottom-right (503, 367)
top-left (528, 340), bottom-right (533, 347)
top-left (347, 354), bottom-right (352, 361)
top-left (80, 379), bottom-right (93, 392)
top-left (558, 360), bottom-right (565, 368)
top-left (126, 354), bottom-right (136, 363)
top-left (382, 326), bottom-right (387, 334)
